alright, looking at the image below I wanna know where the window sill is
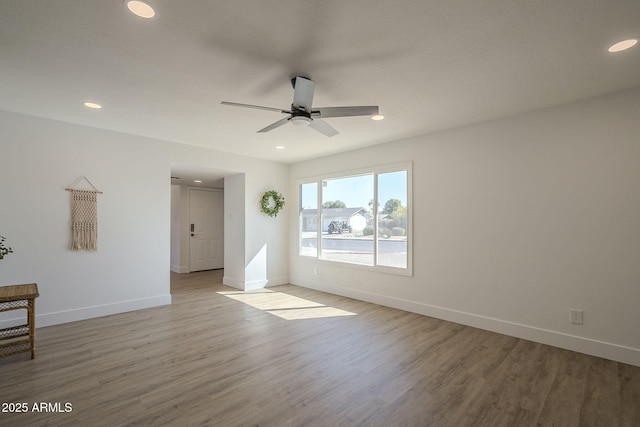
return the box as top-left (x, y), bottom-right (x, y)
top-left (296, 254), bottom-right (413, 277)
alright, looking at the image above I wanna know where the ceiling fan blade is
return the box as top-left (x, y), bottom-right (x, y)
top-left (309, 119), bottom-right (339, 137)
top-left (311, 106), bottom-right (379, 118)
top-left (221, 101), bottom-right (288, 114)
top-left (258, 117), bottom-right (291, 133)
top-left (292, 77), bottom-right (315, 112)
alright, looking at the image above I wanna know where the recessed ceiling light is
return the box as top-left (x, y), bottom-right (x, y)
top-left (83, 102), bottom-right (102, 109)
top-left (371, 115), bottom-right (385, 121)
top-left (126, 0), bottom-right (155, 18)
top-left (608, 38), bottom-right (638, 53)
top-left (276, 146), bottom-right (285, 150)
top-left (194, 180), bottom-right (202, 183)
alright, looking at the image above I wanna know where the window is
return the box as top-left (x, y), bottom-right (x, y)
top-left (298, 163), bottom-right (411, 275)
top-left (299, 182), bottom-right (318, 258)
top-left (376, 170), bottom-right (408, 269)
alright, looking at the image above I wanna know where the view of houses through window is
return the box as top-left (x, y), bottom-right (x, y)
top-left (299, 182), bottom-right (318, 258)
top-left (299, 165), bottom-right (410, 272)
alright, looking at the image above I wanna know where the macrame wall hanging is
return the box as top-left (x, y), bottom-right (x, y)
top-left (65, 176), bottom-right (102, 251)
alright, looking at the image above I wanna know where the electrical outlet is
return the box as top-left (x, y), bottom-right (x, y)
top-left (570, 309), bottom-right (583, 325)
top-left (313, 267), bottom-right (318, 276)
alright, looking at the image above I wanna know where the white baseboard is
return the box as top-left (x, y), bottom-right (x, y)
top-left (245, 279), bottom-right (268, 291)
top-left (170, 264), bottom-right (189, 273)
top-left (223, 275), bottom-right (290, 290)
top-left (266, 275), bottom-right (289, 287)
top-left (291, 276), bottom-right (640, 368)
top-left (0, 294), bottom-right (172, 329)
top-left (223, 276), bottom-right (244, 290)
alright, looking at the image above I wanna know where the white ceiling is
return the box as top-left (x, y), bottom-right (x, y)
top-left (170, 164), bottom-right (227, 188)
top-left (1, 0), bottom-right (639, 167)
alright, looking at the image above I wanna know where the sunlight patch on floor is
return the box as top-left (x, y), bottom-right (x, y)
top-left (218, 289), bottom-right (357, 320)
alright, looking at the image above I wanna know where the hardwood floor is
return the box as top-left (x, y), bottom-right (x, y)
top-left (1, 270), bottom-right (639, 426)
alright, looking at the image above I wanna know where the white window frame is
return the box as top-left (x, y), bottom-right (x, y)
top-left (297, 162), bottom-right (412, 276)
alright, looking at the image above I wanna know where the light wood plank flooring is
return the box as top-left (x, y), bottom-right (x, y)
top-left (1, 270), bottom-right (639, 426)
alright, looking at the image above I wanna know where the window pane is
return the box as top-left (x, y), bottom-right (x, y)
top-left (377, 170), bottom-right (408, 268)
top-left (299, 182), bottom-right (318, 257)
top-left (321, 174), bottom-right (374, 266)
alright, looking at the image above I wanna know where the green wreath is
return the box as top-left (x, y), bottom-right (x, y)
top-left (260, 190), bottom-right (285, 217)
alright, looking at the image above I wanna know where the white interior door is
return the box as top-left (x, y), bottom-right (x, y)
top-left (189, 189), bottom-right (224, 272)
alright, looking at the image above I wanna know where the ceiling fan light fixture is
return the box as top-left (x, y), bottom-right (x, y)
top-left (126, 0), bottom-right (155, 18)
top-left (291, 116), bottom-right (311, 126)
top-left (608, 38), bottom-right (638, 53)
top-left (83, 101), bottom-right (102, 109)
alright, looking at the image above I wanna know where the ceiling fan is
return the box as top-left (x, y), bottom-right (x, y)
top-left (221, 76), bottom-right (379, 137)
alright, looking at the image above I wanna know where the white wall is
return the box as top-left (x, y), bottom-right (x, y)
top-left (222, 170), bottom-right (290, 290)
top-left (0, 112), bottom-right (171, 326)
top-left (223, 173), bottom-right (246, 288)
top-left (170, 184), bottom-right (183, 272)
top-left (245, 172), bottom-right (289, 289)
top-left (0, 110), bottom-right (289, 326)
top-left (289, 86), bottom-right (640, 367)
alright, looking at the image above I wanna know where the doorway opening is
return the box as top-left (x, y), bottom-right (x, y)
top-left (170, 166), bottom-right (228, 279)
